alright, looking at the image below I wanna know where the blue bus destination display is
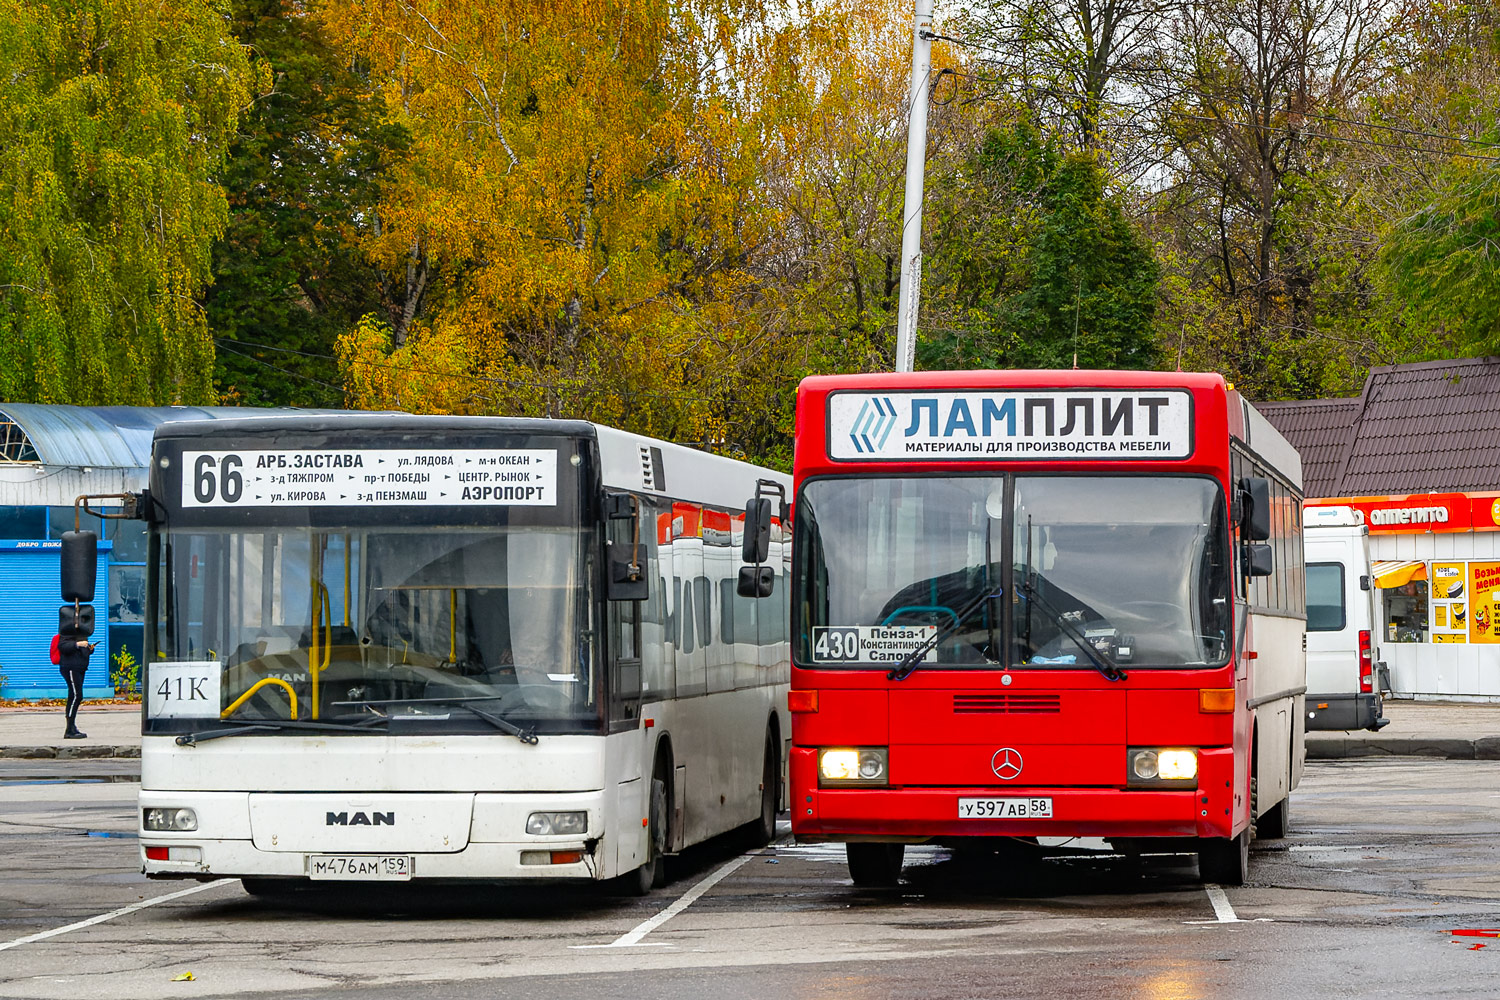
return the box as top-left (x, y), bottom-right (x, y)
top-left (179, 449), bottom-right (558, 508)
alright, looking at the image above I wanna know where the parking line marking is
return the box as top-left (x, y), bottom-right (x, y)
top-left (0, 879), bottom-right (235, 953)
top-left (1203, 884), bottom-right (1238, 923)
top-left (576, 838), bottom-right (788, 950)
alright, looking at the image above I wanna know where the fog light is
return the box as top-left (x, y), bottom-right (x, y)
top-left (526, 811), bottom-right (587, 836)
top-left (1132, 750), bottom-right (1159, 780)
top-left (143, 807), bottom-right (197, 832)
top-left (819, 747), bottom-right (888, 784)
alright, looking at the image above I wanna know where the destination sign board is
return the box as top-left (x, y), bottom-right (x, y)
top-left (179, 449), bottom-right (558, 508)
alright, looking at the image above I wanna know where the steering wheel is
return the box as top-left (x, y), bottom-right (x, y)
top-left (881, 604), bottom-right (960, 626)
top-left (495, 683), bottom-right (575, 715)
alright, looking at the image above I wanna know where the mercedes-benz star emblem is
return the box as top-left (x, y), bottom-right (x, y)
top-left (991, 747), bottom-right (1023, 780)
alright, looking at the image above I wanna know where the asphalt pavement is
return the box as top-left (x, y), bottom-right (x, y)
top-left (4, 697), bottom-right (1500, 764)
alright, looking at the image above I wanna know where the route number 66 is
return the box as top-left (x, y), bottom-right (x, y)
top-left (194, 454), bottom-right (244, 504)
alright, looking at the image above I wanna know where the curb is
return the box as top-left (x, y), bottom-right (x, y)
top-left (1307, 736), bottom-right (1500, 760)
top-left (0, 745), bottom-right (140, 760)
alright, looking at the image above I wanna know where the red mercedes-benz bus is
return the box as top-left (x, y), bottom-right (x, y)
top-left (789, 370), bottom-right (1305, 886)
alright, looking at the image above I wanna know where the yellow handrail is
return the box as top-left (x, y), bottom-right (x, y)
top-left (310, 583), bottom-right (331, 719)
top-left (222, 678), bottom-right (298, 720)
top-left (449, 588), bottom-right (457, 662)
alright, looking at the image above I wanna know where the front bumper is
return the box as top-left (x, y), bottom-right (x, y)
top-left (790, 746), bottom-right (1237, 841)
top-left (139, 789), bottom-right (610, 882)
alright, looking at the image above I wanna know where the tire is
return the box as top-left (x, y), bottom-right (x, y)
top-left (750, 735), bottom-right (779, 847)
top-left (612, 774), bottom-right (668, 896)
top-left (846, 843), bottom-right (905, 887)
top-left (1258, 781), bottom-right (1290, 839)
top-left (1199, 776), bottom-right (1253, 885)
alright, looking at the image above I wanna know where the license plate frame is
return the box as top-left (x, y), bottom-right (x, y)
top-left (956, 797), bottom-right (1053, 819)
top-left (307, 854), bottom-right (413, 881)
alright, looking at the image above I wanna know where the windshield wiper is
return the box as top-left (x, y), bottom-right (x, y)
top-left (1017, 581), bottom-right (1128, 682)
top-left (888, 584), bottom-right (1004, 682)
top-left (332, 696), bottom-right (540, 745)
top-left (175, 716), bottom-right (389, 746)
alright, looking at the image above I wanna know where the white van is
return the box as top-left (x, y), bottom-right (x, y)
top-left (1303, 506), bottom-right (1388, 731)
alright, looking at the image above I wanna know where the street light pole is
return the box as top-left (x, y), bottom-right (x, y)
top-left (893, 0), bottom-right (933, 374)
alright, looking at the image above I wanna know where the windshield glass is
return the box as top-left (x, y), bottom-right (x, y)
top-left (794, 475), bottom-right (1230, 669)
top-left (147, 526), bottom-right (597, 734)
top-left (1012, 476), bottom-right (1230, 667)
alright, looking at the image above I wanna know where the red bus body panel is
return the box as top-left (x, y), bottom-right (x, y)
top-left (790, 370), bottom-right (1254, 845)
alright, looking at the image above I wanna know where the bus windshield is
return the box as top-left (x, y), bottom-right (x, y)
top-left (150, 525), bottom-right (597, 733)
top-left (794, 475), bottom-right (1231, 669)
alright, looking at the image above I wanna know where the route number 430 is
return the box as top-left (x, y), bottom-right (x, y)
top-left (194, 454), bottom-right (244, 504)
top-left (813, 627), bottom-right (861, 662)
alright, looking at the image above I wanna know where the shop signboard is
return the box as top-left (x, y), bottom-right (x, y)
top-left (1307, 493), bottom-right (1500, 534)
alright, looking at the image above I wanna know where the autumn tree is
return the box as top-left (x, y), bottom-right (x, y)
top-left (0, 0), bottom-right (255, 405)
top-left (321, 0), bottom-right (787, 450)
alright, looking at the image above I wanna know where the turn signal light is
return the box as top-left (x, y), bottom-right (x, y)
top-left (788, 690), bottom-right (818, 713)
top-left (1199, 688), bottom-right (1236, 713)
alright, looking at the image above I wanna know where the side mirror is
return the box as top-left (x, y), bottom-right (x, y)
top-left (742, 497), bottom-right (772, 564)
top-left (1239, 477), bottom-right (1271, 542)
top-left (1243, 542), bottom-right (1274, 577)
top-left (59, 602), bottom-right (96, 638)
top-left (61, 530), bottom-right (99, 602)
top-left (737, 565), bottom-right (774, 598)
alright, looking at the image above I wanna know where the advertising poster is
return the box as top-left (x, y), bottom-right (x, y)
top-left (1430, 562), bottom-right (1469, 641)
top-left (1468, 561), bottom-right (1500, 644)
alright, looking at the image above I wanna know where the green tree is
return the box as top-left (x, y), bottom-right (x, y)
top-left (923, 126), bottom-right (1159, 370)
top-left (1380, 159), bottom-right (1500, 355)
top-left (0, 0), bottom-right (255, 404)
top-left (209, 0), bottom-right (405, 407)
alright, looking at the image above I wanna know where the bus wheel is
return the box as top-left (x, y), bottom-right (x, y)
top-left (751, 734), bottom-right (779, 846)
top-left (1258, 790), bottom-right (1290, 839)
top-left (1198, 776), bottom-right (1253, 885)
top-left (846, 843), bottom-right (904, 887)
top-left (1257, 751), bottom-right (1292, 839)
top-left (614, 774), bottom-right (668, 896)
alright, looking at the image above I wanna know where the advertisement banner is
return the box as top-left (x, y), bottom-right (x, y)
top-left (1468, 562), bottom-right (1500, 643)
top-left (827, 390), bottom-right (1193, 462)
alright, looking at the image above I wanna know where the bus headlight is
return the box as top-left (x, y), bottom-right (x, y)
top-left (819, 748), bottom-right (888, 785)
top-left (143, 807), bottom-right (198, 832)
top-left (526, 811), bottom-right (587, 836)
top-left (1126, 748), bottom-right (1198, 787)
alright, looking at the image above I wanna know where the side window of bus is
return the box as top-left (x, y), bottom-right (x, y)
top-left (693, 576), bottom-right (711, 650)
top-left (640, 497), bottom-right (673, 701)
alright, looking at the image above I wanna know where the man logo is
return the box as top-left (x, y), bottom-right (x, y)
top-left (326, 811), bottom-right (395, 826)
top-left (991, 748), bottom-right (1024, 780)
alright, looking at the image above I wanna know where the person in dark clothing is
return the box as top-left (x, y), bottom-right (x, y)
top-left (58, 632), bottom-right (95, 739)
